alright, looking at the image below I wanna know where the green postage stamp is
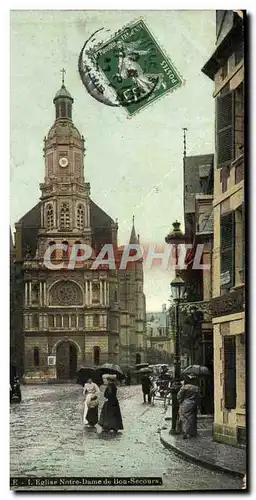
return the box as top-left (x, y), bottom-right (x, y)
top-left (92, 20), bottom-right (183, 116)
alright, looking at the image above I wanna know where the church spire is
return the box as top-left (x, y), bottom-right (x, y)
top-left (129, 215), bottom-right (138, 244)
top-left (53, 69), bottom-right (74, 121)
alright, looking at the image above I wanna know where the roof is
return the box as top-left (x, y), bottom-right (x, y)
top-left (90, 199), bottom-right (114, 229)
top-left (17, 202), bottom-right (41, 226)
top-left (202, 14), bottom-right (243, 80)
top-left (53, 84), bottom-right (73, 102)
top-left (184, 154), bottom-right (214, 215)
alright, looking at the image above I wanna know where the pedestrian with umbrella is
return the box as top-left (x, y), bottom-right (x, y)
top-left (98, 375), bottom-right (123, 434)
top-left (177, 374), bottom-right (201, 439)
top-left (140, 368), bottom-right (153, 404)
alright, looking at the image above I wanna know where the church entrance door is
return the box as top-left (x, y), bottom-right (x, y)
top-left (56, 341), bottom-right (78, 379)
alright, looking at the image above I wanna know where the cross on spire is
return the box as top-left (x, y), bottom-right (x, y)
top-left (61, 68), bottom-right (66, 86)
top-left (132, 215), bottom-right (135, 225)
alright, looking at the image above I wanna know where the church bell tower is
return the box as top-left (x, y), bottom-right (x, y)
top-left (38, 69), bottom-right (91, 260)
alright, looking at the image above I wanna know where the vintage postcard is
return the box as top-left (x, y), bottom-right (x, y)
top-left (10, 9), bottom-right (246, 492)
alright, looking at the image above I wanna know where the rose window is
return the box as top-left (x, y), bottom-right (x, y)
top-left (50, 280), bottom-right (83, 306)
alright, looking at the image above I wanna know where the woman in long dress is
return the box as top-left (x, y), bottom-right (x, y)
top-left (99, 377), bottom-right (123, 433)
top-left (83, 378), bottom-right (100, 426)
top-left (177, 376), bottom-right (200, 439)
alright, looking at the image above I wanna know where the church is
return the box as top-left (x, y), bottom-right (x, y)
top-left (13, 73), bottom-right (146, 382)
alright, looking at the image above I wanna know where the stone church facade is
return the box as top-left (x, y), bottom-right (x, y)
top-left (14, 78), bottom-right (146, 382)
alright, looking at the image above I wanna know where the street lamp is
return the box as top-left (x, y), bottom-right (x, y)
top-left (170, 274), bottom-right (185, 434)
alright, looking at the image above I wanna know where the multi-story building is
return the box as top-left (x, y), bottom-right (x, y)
top-left (13, 77), bottom-right (146, 382)
top-left (180, 153), bottom-right (214, 372)
top-left (145, 305), bottom-right (174, 364)
top-left (202, 10), bottom-right (245, 446)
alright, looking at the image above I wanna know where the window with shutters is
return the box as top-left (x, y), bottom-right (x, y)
top-left (216, 91), bottom-right (235, 169)
top-left (235, 206), bottom-right (244, 285)
top-left (60, 203), bottom-right (70, 229)
top-left (47, 204), bottom-right (54, 230)
top-left (77, 204), bottom-right (85, 230)
top-left (220, 211), bottom-right (235, 290)
top-left (224, 336), bottom-right (236, 409)
top-left (234, 84), bottom-right (244, 159)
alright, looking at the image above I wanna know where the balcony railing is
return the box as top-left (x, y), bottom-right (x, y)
top-left (179, 300), bottom-right (212, 322)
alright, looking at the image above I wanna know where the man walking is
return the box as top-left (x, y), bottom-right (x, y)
top-left (141, 373), bottom-right (152, 404)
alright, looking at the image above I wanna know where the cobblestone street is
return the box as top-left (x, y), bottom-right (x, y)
top-left (10, 384), bottom-right (241, 491)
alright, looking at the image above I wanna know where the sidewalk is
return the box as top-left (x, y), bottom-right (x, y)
top-left (160, 406), bottom-right (246, 478)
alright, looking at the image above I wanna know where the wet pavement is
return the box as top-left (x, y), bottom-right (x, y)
top-left (10, 384), bottom-right (242, 491)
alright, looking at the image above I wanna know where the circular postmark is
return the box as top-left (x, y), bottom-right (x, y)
top-left (78, 24), bottom-right (161, 113)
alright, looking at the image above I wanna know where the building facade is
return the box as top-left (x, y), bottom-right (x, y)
top-left (14, 79), bottom-right (146, 382)
top-left (145, 306), bottom-right (174, 364)
top-left (179, 153), bottom-right (214, 373)
top-left (202, 10), bottom-right (245, 445)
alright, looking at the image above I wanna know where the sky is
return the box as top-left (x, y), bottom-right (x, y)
top-left (10, 9), bottom-right (215, 311)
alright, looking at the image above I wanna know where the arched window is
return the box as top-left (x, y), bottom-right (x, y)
top-left (75, 240), bottom-right (82, 257)
top-left (34, 347), bottom-right (40, 367)
top-left (93, 346), bottom-right (100, 366)
top-left (114, 290), bottom-right (118, 302)
top-left (60, 203), bottom-right (70, 229)
top-left (47, 204), bottom-right (54, 230)
top-left (77, 204), bottom-right (85, 230)
top-left (49, 241), bottom-right (56, 260)
top-left (62, 241), bottom-right (69, 260)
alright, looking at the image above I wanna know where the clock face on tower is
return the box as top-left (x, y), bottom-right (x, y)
top-left (59, 157), bottom-right (69, 168)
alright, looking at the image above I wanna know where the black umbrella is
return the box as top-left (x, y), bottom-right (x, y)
top-left (135, 363), bottom-right (149, 370)
top-left (96, 363), bottom-right (125, 379)
top-left (182, 365), bottom-right (210, 377)
top-left (76, 367), bottom-right (102, 385)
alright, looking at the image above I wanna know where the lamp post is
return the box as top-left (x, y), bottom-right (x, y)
top-left (169, 275), bottom-right (185, 434)
top-left (165, 221), bottom-right (186, 434)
